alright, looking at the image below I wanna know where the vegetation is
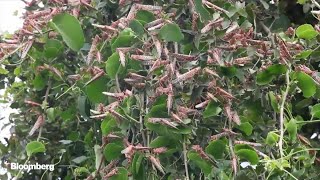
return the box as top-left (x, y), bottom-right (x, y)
top-left (1, 0), bottom-right (320, 179)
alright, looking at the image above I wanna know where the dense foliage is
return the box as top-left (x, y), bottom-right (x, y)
top-left (2, 0), bottom-right (320, 179)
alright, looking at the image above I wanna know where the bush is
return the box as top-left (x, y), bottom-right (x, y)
top-left (1, 0), bottom-right (320, 179)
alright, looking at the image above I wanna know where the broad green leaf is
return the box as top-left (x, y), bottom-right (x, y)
top-left (77, 96), bottom-right (90, 119)
top-left (296, 72), bottom-right (316, 98)
top-left (147, 104), bottom-right (169, 118)
top-left (129, 20), bottom-right (144, 36)
top-left (85, 77), bottom-right (108, 103)
top-left (235, 149), bottom-right (259, 165)
top-left (51, 13), bottom-right (85, 51)
top-left (109, 167), bottom-right (128, 180)
top-left (0, 67), bottom-right (9, 74)
top-left (286, 119), bottom-right (297, 141)
top-left (203, 101), bottom-right (222, 118)
top-left (188, 151), bottom-right (213, 175)
top-left (44, 39), bottom-right (64, 58)
top-left (103, 143), bottom-right (123, 161)
top-left (194, 0), bottom-right (211, 21)
top-left (266, 132), bottom-right (279, 146)
top-left (159, 23), bottom-right (184, 42)
top-left (33, 74), bottom-right (46, 90)
top-left (26, 141), bottom-right (46, 156)
top-left (106, 52), bottom-right (120, 80)
top-left (236, 122), bottom-right (253, 136)
top-left (295, 50), bottom-right (313, 59)
top-left (257, 64), bottom-right (287, 85)
top-left (135, 10), bottom-right (155, 24)
top-left (111, 29), bottom-right (135, 51)
top-left (101, 116), bottom-right (118, 135)
top-left (311, 103), bottom-right (320, 118)
top-left (205, 140), bottom-right (226, 159)
top-left (296, 24), bottom-right (318, 40)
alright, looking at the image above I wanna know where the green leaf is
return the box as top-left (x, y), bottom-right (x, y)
top-left (203, 101), bottom-right (222, 118)
top-left (50, 13), bottom-right (85, 51)
top-left (295, 50), bottom-right (313, 59)
top-left (188, 151), bottom-right (213, 175)
top-left (44, 39), bottom-right (64, 58)
top-left (296, 24), bottom-right (319, 40)
top-left (0, 67), bottom-right (9, 74)
top-left (297, 0), bottom-right (307, 4)
top-left (296, 72), bottom-right (316, 98)
top-left (269, 91), bottom-right (279, 112)
top-left (77, 96), bottom-right (90, 119)
top-left (135, 10), bottom-right (155, 24)
top-left (106, 52), bottom-right (120, 80)
top-left (159, 23), bottom-right (184, 42)
top-left (46, 108), bottom-right (56, 122)
top-left (220, 66), bottom-right (237, 77)
top-left (132, 153), bottom-right (144, 177)
top-left (85, 77), bottom-right (108, 103)
top-left (235, 149), bottom-right (259, 165)
top-left (101, 116), bottom-right (118, 135)
top-left (84, 128), bottom-right (94, 145)
top-left (147, 104), bottom-right (169, 118)
top-left (311, 103), bottom-right (320, 118)
top-left (236, 122), bottom-right (253, 136)
top-left (26, 141), bottom-right (46, 156)
top-left (111, 29), bottom-right (135, 52)
top-left (103, 143), bottom-right (123, 161)
top-left (129, 20), bottom-right (144, 36)
top-left (14, 66), bottom-right (21, 76)
top-left (234, 144), bottom-right (254, 151)
top-left (194, 0), bottom-right (211, 21)
top-left (150, 136), bottom-right (175, 148)
top-left (266, 132), bottom-right (279, 146)
top-left (286, 119), bottom-right (297, 141)
top-left (109, 167), bottom-right (128, 180)
top-left (33, 74), bottom-right (46, 90)
top-left (256, 64), bottom-right (287, 85)
top-left (205, 140), bottom-right (226, 159)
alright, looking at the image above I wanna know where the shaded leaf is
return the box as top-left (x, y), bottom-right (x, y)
top-left (205, 140), bottom-right (226, 159)
top-left (188, 151), bottom-right (213, 175)
top-left (159, 23), bottom-right (184, 42)
top-left (104, 143), bottom-right (124, 162)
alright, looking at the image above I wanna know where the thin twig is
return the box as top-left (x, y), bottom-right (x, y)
top-left (183, 136), bottom-right (190, 180)
top-left (279, 68), bottom-right (291, 159)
